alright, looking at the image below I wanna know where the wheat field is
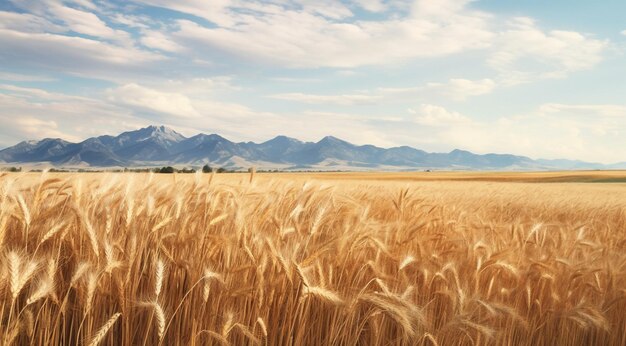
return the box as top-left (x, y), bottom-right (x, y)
top-left (0, 171), bottom-right (625, 345)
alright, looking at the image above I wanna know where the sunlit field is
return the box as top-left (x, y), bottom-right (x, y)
top-left (1, 171), bottom-right (625, 345)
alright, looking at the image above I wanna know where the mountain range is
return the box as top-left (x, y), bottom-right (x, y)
top-left (0, 125), bottom-right (622, 171)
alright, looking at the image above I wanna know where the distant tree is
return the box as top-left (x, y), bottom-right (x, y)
top-left (217, 167), bottom-right (227, 173)
top-left (8, 167), bottom-right (21, 172)
top-left (159, 166), bottom-right (175, 174)
top-left (180, 168), bottom-right (195, 173)
top-left (202, 164), bottom-right (212, 173)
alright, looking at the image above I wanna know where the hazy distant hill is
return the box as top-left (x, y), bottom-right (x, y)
top-left (0, 125), bottom-right (621, 171)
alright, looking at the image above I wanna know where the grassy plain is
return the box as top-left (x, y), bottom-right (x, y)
top-left (0, 170), bottom-right (625, 345)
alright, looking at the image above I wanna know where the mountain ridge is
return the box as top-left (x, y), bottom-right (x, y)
top-left (0, 125), bottom-right (620, 171)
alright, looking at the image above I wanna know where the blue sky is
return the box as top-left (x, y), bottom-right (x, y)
top-left (0, 0), bottom-right (625, 163)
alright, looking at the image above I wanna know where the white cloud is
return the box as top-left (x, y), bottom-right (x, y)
top-left (336, 70), bottom-right (357, 76)
top-left (270, 77), bottom-right (322, 83)
top-left (295, 111), bottom-right (398, 146)
top-left (66, 0), bottom-right (99, 11)
top-left (0, 80), bottom-right (397, 150)
top-left (375, 86), bottom-right (421, 97)
top-left (409, 104), bottom-right (470, 126)
top-left (140, 30), bottom-right (184, 52)
top-left (11, 117), bottom-right (70, 141)
top-left (411, 0), bottom-right (471, 16)
top-left (130, 0), bottom-right (234, 27)
top-left (164, 77), bottom-right (241, 95)
top-left (0, 79), bottom-right (275, 147)
top-left (622, 30), bottom-right (626, 36)
top-left (298, 0), bottom-right (354, 20)
top-left (161, 0), bottom-right (493, 68)
top-left (424, 78), bottom-right (496, 101)
top-left (285, 102), bottom-right (619, 163)
top-left (2, 0), bottom-right (611, 89)
top-left (270, 92), bottom-right (380, 105)
top-left (110, 14), bottom-right (150, 29)
top-left (0, 28), bottom-right (164, 81)
top-left (489, 104), bottom-right (626, 162)
top-left (0, 72), bottom-right (55, 82)
top-left (103, 78), bottom-right (270, 135)
top-left (107, 83), bottom-right (200, 118)
top-left (48, 5), bottom-right (116, 38)
top-left (271, 77), bottom-right (497, 106)
top-left (490, 17), bottom-right (608, 84)
top-left (538, 103), bottom-right (626, 118)
top-left (5, 1), bottom-right (133, 45)
top-left (0, 1), bottom-right (168, 82)
top-left (370, 78), bottom-right (497, 101)
top-left (0, 10), bottom-right (64, 32)
top-left (0, 84), bottom-right (71, 100)
top-left (406, 103), bottom-right (626, 163)
top-left (0, 86), bottom-right (144, 147)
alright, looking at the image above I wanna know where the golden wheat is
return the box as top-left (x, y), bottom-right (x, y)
top-left (88, 312), bottom-right (121, 346)
top-left (0, 172), bottom-right (625, 345)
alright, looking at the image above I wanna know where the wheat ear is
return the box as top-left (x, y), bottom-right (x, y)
top-left (8, 252), bottom-right (38, 300)
top-left (89, 313), bottom-right (121, 346)
top-left (155, 259), bottom-right (164, 298)
top-left (153, 302), bottom-right (166, 341)
top-left (302, 286), bottom-right (344, 305)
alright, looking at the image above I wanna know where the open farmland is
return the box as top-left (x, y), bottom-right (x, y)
top-left (1, 171), bottom-right (625, 345)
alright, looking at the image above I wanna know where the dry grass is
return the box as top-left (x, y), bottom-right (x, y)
top-left (0, 171), bottom-right (625, 345)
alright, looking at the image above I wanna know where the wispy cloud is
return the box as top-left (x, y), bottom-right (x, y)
top-left (489, 17), bottom-right (607, 85)
top-left (270, 92), bottom-right (381, 106)
top-left (271, 77), bottom-right (497, 106)
top-left (0, 72), bottom-right (55, 82)
top-left (0, 29), bottom-right (164, 81)
top-left (379, 78), bottom-right (497, 101)
top-left (163, 0), bottom-right (493, 68)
